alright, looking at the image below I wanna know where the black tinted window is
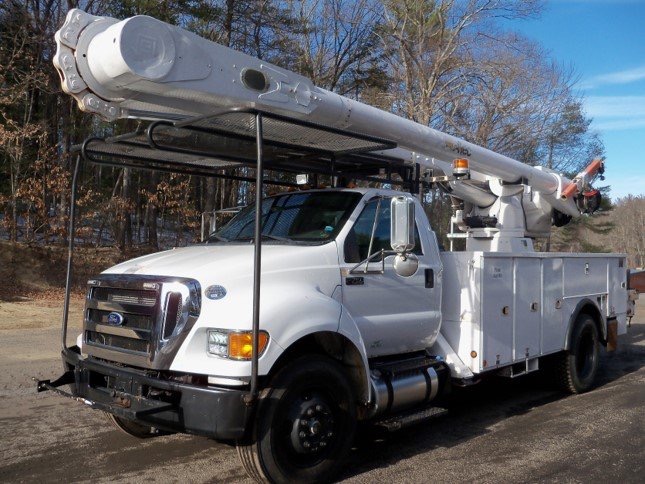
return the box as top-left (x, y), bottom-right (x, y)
top-left (344, 198), bottom-right (422, 263)
top-left (210, 191), bottom-right (361, 243)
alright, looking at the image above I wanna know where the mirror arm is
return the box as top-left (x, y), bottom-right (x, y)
top-left (365, 198), bottom-right (382, 273)
top-left (349, 249), bottom-right (394, 275)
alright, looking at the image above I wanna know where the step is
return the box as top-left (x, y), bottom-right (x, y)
top-left (374, 405), bottom-right (449, 432)
top-left (370, 354), bottom-right (442, 376)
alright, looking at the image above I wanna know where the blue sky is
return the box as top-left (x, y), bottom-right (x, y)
top-left (510, 0), bottom-right (645, 201)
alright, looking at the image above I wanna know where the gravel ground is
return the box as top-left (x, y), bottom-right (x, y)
top-left (0, 299), bottom-right (643, 483)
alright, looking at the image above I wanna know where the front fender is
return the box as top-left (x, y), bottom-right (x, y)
top-left (337, 306), bottom-right (371, 404)
top-left (262, 286), bottom-right (371, 405)
top-left (171, 284), bottom-right (371, 397)
top-left (170, 285), bottom-right (340, 377)
top-left (268, 289), bottom-right (342, 351)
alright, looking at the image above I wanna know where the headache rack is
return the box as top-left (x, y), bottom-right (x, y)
top-left (62, 107), bottom-right (423, 405)
top-left (76, 107), bottom-right (422, 189)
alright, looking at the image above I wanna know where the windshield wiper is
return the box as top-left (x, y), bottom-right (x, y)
top-left (261, 234), bottom-right (291, 242)
top-left (236, 234), bottom-right (291, 242)
top-left (209, 234), bottom-right (230, 242)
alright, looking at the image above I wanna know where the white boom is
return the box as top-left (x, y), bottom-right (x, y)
top-left (55, 9), bottom-right (604, 251)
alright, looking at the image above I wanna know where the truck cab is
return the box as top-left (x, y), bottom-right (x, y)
top-left (84, 188), bottom-right (443, 392)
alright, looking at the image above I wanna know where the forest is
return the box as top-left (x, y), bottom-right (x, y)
top-left (1, 0), bottom-right (642, 268)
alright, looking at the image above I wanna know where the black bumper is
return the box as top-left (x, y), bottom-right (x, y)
top-left (37, 347), bottom-right (253, 441)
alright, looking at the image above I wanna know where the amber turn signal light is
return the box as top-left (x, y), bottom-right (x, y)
top-left (228, 331), bottom-right (269, 360)
top-left (453, 158), bottom-right (470, 177)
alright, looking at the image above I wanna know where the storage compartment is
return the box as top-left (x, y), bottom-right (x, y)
top-left (439, 252), bottom-right (627, 374)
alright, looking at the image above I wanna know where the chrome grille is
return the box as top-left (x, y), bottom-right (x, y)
top-left (91, 287), bottom-right (157, 306)
top-left (86, 330), bottom-right (150, 353)
top-left (83, 275), bottom-right (201, 369)
top-left (85, 285), bottom-right (158, 357)
top-left (86, 308), bottom-right (154, 331)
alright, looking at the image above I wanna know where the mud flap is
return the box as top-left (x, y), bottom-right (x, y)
top-left (606, 320), bottom-right (618, 352)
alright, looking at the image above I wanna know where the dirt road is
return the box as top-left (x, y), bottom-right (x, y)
top-left (1, 299), bottom-right (643, 483)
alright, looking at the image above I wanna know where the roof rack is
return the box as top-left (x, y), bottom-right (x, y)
top-left (74, 107), bottom-right (422, 189)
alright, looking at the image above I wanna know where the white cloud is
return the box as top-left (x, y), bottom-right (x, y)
top-left (585, 96), bottom-right (645, 117)
top-left (580, 65), bottom-right (645, 89)
top-left (593, 118), bottom-right (645, 131)
top-left (585, 96), bottom-right (645, 131)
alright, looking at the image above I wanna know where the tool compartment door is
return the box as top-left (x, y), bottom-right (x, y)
top-left (480, 257), bottom-right (513, 368)
top-left (513, 258), bottom-right (541, 360)
top-left (542, 257), bottom-right (564, 353)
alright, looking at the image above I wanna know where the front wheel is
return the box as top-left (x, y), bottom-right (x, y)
top-left (556, 314), bottom-right (600, 394)
top-left (105, 413), bottom-right (168, 438)
top-left (237, 355), bottom-right (357, 483)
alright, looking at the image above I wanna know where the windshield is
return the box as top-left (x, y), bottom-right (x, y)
top-left (208, 191), bottom-right (362, 243)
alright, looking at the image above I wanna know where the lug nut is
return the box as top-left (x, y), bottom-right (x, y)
top-left (300, 419), bottom-right (308, 427)
top-left (315, 404), bottom-right (322, 412)
top-left (299, 431), bottom-right (306, 438)
top-left (307, 408), bottom-right (314, 416)
top-left (320, 441), bottom-right (327, 447)
top-left (303, 441), bottom-right (310, 449)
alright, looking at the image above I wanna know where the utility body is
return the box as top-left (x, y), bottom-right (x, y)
top-left (39, 9), bottom-right (635, 483)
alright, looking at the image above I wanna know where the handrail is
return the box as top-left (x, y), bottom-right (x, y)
top-left (61, 155), bottom-right (81, 351)
top-left (247, 113), bottom-right (264, 404)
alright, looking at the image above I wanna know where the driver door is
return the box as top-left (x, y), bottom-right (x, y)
top-left (340, 196), bottom-right (441, 357)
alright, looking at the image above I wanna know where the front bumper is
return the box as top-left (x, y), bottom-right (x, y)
top-left (37, 347), bottom-right (253, 441)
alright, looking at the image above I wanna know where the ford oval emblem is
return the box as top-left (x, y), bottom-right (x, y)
top-left (107, 312), bottom-right (124, 326)
top-left (205, 285), bottom-right (227, 300)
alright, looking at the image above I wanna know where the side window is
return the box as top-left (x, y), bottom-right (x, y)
top-left (344, 198), bottom-right (423, 263)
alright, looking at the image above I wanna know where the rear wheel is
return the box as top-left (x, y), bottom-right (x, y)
top-left (556, 314), bottom-right (600, 394)
top-left (237, 355), bottom-right (357, 483)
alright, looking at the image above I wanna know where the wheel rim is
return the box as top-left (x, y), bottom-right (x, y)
top-left (276, 387), bottom-right (341, 468)
top-left (576, 325), bottom-right (596, 381)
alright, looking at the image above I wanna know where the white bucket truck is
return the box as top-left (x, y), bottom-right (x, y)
top-left (38, 10), bottom-right (632, 483)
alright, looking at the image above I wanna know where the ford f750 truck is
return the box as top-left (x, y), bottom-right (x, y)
top-left (38, 9), bottom-right (634, 483)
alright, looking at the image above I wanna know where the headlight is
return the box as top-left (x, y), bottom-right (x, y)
top-left (207, 330), bottom-right (269, 360)
top-left (208, 331), bottom-right (229, 356)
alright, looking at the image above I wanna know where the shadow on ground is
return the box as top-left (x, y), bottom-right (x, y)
top-left (339, 321), bottom-right (645, 481)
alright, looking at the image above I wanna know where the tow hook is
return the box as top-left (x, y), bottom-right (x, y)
top-left (111, 390), bottom-right (131, 408)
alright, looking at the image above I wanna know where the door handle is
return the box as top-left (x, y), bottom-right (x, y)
top-left (425, 269), bottom-right (434, 288)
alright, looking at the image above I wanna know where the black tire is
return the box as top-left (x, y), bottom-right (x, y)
top-left (237, 355), bottom-right (357, 483)
top-left (556, 314), bottom-right (600, 394)
top-left (105, 413), bottom-right (168, 438)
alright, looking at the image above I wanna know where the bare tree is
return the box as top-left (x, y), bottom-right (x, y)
top-left (610, 196), bottom-right (645, 268)
top-left (378, 0), bottom-right (542, 126)
top-left (279, 0), bottom-right (383, 94)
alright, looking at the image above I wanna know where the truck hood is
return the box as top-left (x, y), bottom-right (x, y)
top-left (102, 242), bottom-right (341, 296)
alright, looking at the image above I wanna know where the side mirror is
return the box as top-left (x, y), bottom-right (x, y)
top-left (390, 196), bottom-right (418, 277)
top-left (390, 196), bottom-right (416, 253)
